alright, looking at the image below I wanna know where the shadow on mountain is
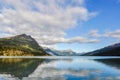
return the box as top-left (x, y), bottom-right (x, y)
top-left (0, 58), bottom-right (45, 79)
top-left (94, 58), bottom-right (120, 69)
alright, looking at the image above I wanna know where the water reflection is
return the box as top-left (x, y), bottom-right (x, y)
top-left (0, 57), bottom-right (120, 80)
top-left (0, 58), bottom-right (44, 79)
top-left (29, 58), bottom-right (120, 80)
top-left (95, 58), bottom-right (120, 70)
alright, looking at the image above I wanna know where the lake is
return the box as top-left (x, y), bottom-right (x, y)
top-left (0, 56), bottom-right (120, 80)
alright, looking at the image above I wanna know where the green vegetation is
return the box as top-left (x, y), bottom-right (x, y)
top-left (0, 58), bottom-right (44, 79)
top-left (0, 34), bottom-right (49, 56)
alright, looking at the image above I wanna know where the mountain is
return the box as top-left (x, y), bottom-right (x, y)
top-left (0, 34), bottom-right (49, 56)
top-left (45, 48), bottom-right (80, 56)
top-left (82, 42), bottom-right (120, 56)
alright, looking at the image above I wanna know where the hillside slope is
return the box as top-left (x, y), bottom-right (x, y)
top-left (0, 34), bottom-right (49, 56)
top-left (82, 43), bottom-right (120, 56)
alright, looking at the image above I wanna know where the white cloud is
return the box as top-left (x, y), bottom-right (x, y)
top-left (0, 0), bottom-right (97, 48)
top-left (89, 29), bottom-right (120, 39)
top-left (104, 29), bottom-right (120, 39)
top-left (89, 30), bottom-right (101, 37)
top-left (36, 37), bottom-right (99, 45)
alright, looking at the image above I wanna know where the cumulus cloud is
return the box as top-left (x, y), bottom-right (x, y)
top-left (89, 29), bottom-right (120, 39)
top-left (38, 37), bottom-right (99, 45)
top-left (89, 30), bottom-right (101, 37)
top-left (0, 0), bottom-right (97, 47)
top-left (104, 29), bottom-right (120, 39)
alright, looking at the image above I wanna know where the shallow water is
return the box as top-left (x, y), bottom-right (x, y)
top-left (0, 56), bottom-right (120, 80)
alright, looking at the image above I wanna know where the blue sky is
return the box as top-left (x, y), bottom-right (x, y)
top-left (0, 0), bottom-right (120, 53)
top-left (87, 0), bottom-right (120, 52)
top-left (57, 0), bottom-right (120, 52)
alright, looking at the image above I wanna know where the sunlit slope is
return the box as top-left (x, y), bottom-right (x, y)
top-left (0, 34), bottom-right (49, 56)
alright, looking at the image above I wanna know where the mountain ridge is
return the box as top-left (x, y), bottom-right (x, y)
top-left (82, 42), bottom-right (120, 56)
top-left (44, 47), bottom-right (81, 56)
top-left (0, 34), bottom-right (49, 56)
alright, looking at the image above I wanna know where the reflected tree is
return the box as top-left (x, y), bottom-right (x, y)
top-left (0, 58), bottom-right (45, 79)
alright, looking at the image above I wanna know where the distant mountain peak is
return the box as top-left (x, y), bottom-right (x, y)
top-left (45, 48), bottom-right (79, 56)
top-left (62, 49), bottom-right (73, 52)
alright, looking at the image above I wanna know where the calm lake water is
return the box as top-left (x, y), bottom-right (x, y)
top-left (0, 56), bottom-right (120, 80)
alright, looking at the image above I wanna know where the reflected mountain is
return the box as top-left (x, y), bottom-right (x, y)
top-left (1, 57), bottom-right (120, 80)
top-left (29, 58), bottom-right (120, 79)
top-left (0, 58), bottom-right (45, 79)
top-left (94, 58), bottom-right (120, 70)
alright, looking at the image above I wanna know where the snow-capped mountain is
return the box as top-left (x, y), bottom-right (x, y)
top-left (44, 48), bottom-right (80, 56)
